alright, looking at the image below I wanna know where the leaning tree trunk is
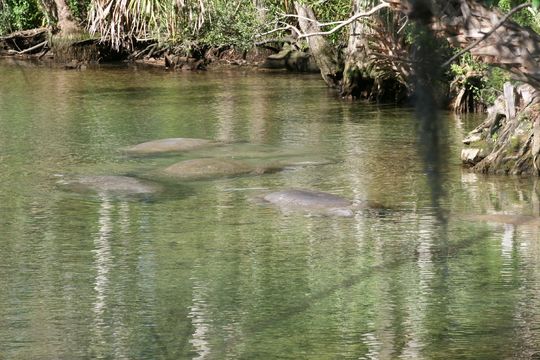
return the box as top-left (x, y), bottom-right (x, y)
top-left (431, 0), bottom-right (540, 89)
top-left (387, 0), bottom-right (540, 94)
top-left (294, 2), bottom-right (342, 88)
top-left (401, 0), bottom-right (540, 175)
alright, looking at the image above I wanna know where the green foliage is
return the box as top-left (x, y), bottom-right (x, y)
top-left (197, 1), bottom-right (260, 50)
top-left (66, 0), bottom-right (90, 23)
top-left (493, 0), bottom-right (540, 31)
top-left (450, 52), bottom-right (511, 106)
top-left (307, 0), bottom-right (351, 23)
top-left (480, 0), bottom-right (540, 32)
top-left (88, 0), bottom-right (179, 50)
top-left (294, 0), bottom-right (352, 43)
top-left (88, 0), bottom-right (268, 51)
top-left (0, 0), bottom-right (43, 35)
top-left (481, 67), bottom-right (511, 105)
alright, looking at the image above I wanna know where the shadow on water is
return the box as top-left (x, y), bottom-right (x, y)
top-left (207, 3), bottom-right (479, 354)
top-left (241, 225), bottom-right (492, 335)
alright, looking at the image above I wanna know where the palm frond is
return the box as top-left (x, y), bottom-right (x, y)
top-left (88, 0), bottom-right (210, 50)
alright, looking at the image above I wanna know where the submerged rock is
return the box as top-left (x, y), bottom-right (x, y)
top-left (259, 47), bottom-right (319, 73)
top-left (59, 175), bottom-right (162, 195)
top-left (262, 189), bottom-right (367, 217)
top-left (163, 158), bottom-right (281, 180)
top-left (461, 148), bottom-right (485, 165)
top-left (124, 138), bottom-right (218, 155)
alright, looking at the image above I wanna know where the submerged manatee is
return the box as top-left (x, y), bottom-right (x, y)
top-left (263, 189), bottom-right (364, 217)
top-left (163, 158), bottom-right (282, 180)
top-left (124, 138), bottom-right (218, 155)
top-left (59, 175), bottom-right (162, 195)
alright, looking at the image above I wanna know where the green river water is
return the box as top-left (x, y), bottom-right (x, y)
top-left (1, 60), bottom-right (540, 359)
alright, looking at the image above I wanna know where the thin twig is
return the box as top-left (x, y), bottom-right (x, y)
top-left (441, 2), bottom-right (531, 68)
top-left (256, 25), bottom-right (293, 38)
top-left (397, 16), bottom-right (408, 34)
top-left (254, 37), bottom-right (294, 46)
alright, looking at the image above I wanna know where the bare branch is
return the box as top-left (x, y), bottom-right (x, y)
top-left (257, 1), bottom-right (390, 43)
top-left (256, 24), bottom-right (297, 38)
top-left (297, 1), bottom-right (390, 39)
top-left (280, 13), bottom-right (348, 28)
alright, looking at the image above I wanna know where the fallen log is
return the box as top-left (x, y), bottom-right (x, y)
top-left (1, 28), bottom-right (49, 56)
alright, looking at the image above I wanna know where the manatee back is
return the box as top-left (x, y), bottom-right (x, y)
top-left (263, 189), bottom-right (352, 209)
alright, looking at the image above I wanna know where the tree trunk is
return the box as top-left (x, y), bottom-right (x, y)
top-left (461, 83), bottom-right (540, 175)
top-left (41, 0), bottom-right (80, 35)
top-left (341, 0), bottom-right (375, 98)
top-left (340, 0), bottom-right (410, 101)
top-left (253, 0), bottom-right (267, 23)
top-left (54, 0), bottom-right (80, 34)
top-left (294, 2), bottom-right (341, 88)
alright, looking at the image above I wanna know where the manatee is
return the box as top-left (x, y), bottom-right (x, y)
top-left (262, 189), bottom-right (366, 217)
top-left (163, 158), bottom-right (281, 180)
top-left (124, 138), bottom-right (218, 155)
top-left (58, 175), bottom-right (162, 195)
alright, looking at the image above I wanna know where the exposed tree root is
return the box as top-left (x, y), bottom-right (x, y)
top-left (462, 83), bottom-right (540, 175)
top-left (451, 71), bottom-right (487, 114)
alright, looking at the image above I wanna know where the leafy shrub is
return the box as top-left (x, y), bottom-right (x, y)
top-left (198, 1), bottom-right (260, 50)
top-left (0, 0), bottom-right (43, 35)
top-left (66, 0), bottom-right (90, 24)
top-left (450, 52), bottom-right (511, 106)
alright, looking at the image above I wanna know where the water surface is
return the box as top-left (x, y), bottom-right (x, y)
top-left (1, 61), bottom-right (540, 359)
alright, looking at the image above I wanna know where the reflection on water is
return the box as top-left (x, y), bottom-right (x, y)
top-left (1, 62), bottom-right (540, 359)
top-left (189, 274), bottom-right (211, 359)
top-left (93, 195), bottom-right (112, 337)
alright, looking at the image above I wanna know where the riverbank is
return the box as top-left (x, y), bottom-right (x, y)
top-left (0, 28), bottom-right (321, 73)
